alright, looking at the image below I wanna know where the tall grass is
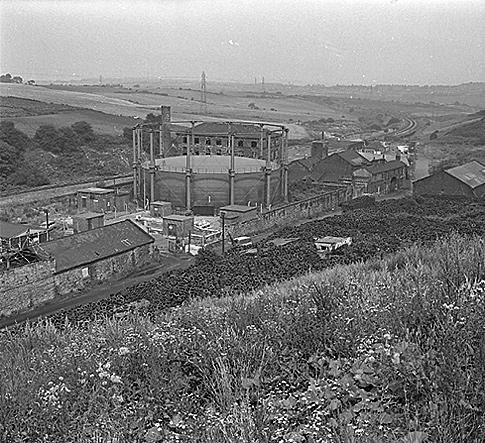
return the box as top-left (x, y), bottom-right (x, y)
top-left (1, 234), bottom-right (484, 442)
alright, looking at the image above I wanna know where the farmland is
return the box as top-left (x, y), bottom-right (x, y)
top-left (1, 195), bottom-right (484, 442)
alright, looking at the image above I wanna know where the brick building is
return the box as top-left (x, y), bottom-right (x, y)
top-left (413, 161), bottom-right (485, 198)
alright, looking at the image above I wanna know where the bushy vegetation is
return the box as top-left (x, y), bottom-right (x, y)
top-left (1, 235), bottom-right (484, 442)
top-left (446, 118), bottom-right (485, 145)
top-left (0, 120), bottom-right (131, 192)
top-left (0, 121), bottom-right (49, 190)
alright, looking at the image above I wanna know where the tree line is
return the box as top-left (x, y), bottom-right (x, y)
top-left (0, 73), bottom-right (35, 85)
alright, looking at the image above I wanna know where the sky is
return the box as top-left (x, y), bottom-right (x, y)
top-left (0, 0), bottom-right (483, 86)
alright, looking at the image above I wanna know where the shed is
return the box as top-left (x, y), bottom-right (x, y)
top-left (163, 215), bottom-right (194, 238)
top-left (150, 201), bottom-right (173, 218)
top-left (72, 212), bottom-right (105, 233)
top-left (77, 187), bottom-right (115, 213)
top-left (0, 221), bottom-right (48, 252)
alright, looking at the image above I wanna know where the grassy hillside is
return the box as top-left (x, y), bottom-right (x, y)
top-left (1, 235), bottom-right (484, 442)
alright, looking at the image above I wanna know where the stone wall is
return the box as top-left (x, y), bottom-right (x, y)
top-left (224, 186), bottom-right (351, 237)
top-left (0, 259), bottom-right (57, 317)
top-left (0, 244), bottom-right (155, 318)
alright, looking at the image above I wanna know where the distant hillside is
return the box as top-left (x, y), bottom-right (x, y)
top-left (446, 117), bottom-right (485, 144)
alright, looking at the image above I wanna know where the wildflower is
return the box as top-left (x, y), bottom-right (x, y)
top-left (118, 347), bottom-right (130, 356)
top-left (111, 375), bottom-right (122, 384)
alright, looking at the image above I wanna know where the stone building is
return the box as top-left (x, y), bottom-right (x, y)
top-left (413, 161), bottom-right (485, 198)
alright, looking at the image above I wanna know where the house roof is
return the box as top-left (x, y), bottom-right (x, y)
top-left (38, 219), bottom-right (154, 273)
top-left (337, 150), bottom-right (367, 166)
top-left (0, 221), bottom-right (44, 239)
top-left (366, 160), bottom-right (405, 174)
top-left (445, 161), bottom-right (485, 189)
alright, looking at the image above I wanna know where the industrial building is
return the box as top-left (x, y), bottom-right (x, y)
top-left (131, 108), bottom-right (290, 213)
top-left (413, 160), bottom-right (485, 198)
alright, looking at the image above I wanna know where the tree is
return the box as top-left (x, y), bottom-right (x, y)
top-left (71, 121), bottom-right (95, 143)
top-left (58, 126), bottom-right (81, 151)
top-left (0, 73), bottom-right (12, 83)
top-left (34, 125), bottom-right (63, 153)
top-left (12, 76), bottom-right (23, 84)
top-left (0, 121), bottom-right (32, 151)
top-left (7, 163), bottom-right (49, 188)
top-left (27, 79), bottom-right (36, 85)
top-left (0, 140), bottom-right (21, 179)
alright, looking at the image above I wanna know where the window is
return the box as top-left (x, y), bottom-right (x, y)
top-left (194, 137), bottom-right (200, 144)
top-left (216, 139), bottom-right (222, 146)
top-left (81, 197), bottom-right (87, 208)
top-left (251, 141), bottom-right (257, 148)
top-left (81, 267), bottom-right (89, 278)
top-left (205, 138), bottom-right (211, 145)
top-left (183, 136), bottom-right (187, 143)
top-left (237, 140), bottom-right (244, 147)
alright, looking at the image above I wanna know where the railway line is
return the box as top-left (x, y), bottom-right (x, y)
top-left (391, 117), bottom-right (417, 138)
top-left (0, 174), bottom-right (132, 209)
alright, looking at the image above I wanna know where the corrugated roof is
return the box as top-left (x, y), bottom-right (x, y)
top-left (0, 221), bottom-right (38, 239)
top-left (445, 161), bottom-right (485, 189)
top-left (38, 219), bottom-right (154, 273)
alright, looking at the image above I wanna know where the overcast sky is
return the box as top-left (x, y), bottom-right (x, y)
top-left (1, 0), bottom-right (483, 85)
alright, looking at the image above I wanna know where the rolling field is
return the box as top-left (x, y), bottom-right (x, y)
top-left (0, 83), bottom-right (341, 140)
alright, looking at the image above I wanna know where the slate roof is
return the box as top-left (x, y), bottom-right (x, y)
top-left (366, 160), bottom-right (405, 174)
top-left (38, 219), bottom-right (154, 273)
top-left (0, 221), bottom-right (42, 239)
top-left (337, 150), bottom-right (367, 166)
top-left (445, 161), bottom-right (485, 189)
